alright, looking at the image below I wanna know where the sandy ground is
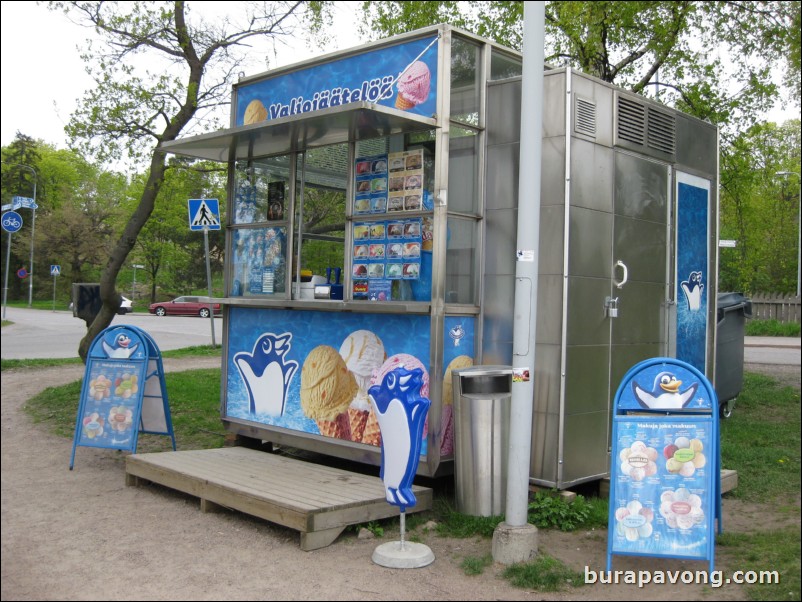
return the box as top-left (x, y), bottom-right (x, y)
top-left (1, 359), bottom-right (798, 601)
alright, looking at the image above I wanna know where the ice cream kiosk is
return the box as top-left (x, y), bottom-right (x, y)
top-left (162, 25), bottom-right (718, 488)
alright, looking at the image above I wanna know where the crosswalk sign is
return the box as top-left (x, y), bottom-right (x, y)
top-left (188, 199), bottom-right (221, 231)
top-left (51, 265), bottom-right (61, 276)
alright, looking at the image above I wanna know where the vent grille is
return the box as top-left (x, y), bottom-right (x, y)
top-left (616, 93), bottom-right (676, 159)
top-left (647, 108), bottom-right (676, 155)
top-left (574, 97), bottom-right (597, 138)
top-left (617, 97), bottom-right (646, 145)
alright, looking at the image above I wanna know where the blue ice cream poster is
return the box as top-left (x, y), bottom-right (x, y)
top-left (225, 307), bottom-right (475, 456)
top-left (675, 172), bottom-right (710, 374)
top-left (610, 419), bottom-right (714, 560)
top-left (235, 35), bottom-right (439, 125)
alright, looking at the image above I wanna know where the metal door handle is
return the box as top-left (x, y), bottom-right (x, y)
top-left (614, 260), bottom-right (628, 289)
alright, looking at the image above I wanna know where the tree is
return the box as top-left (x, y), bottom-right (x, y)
top-left (48, 1), bottom-right (327, 360)
top-left (358, 1), bottom-right (800, 131)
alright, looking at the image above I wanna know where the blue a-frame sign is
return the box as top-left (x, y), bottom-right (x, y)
top-left (607, 357), bottom-right (721, 574)
top-left (70, 325), bottom-right (176, 469)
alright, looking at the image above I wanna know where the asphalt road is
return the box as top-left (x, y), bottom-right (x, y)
top-left (1, 307), bottom-right (799, 367)
top-left (1, 307), bottom-right (222, 359)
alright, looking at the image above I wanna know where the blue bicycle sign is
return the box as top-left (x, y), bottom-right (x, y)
top-left (2, 211), bottom-right (23, 233)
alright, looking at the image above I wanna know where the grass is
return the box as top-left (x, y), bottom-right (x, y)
top-left (719, 373), bottom-right (801, 503)
top-left (14, 354), bottom-right (801, 596)
top-left (746, 319), bottom-right (801, 337)
top-left (2, 345), bottom-right (221, 371)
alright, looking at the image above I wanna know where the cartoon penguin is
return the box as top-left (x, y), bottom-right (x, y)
top-left (632, 371), bottom-right (698, 410)
top-left (234, 332), bottom-right (298, 416)
top-left (102, 333), bottom-right (139, 359)
top-left (368, 366), bottom-right (430, 511)
top-left (681, 271), bottom-right (704, 311)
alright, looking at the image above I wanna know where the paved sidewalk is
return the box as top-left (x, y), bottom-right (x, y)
top-left (744, 336), bottom-right (801, 348)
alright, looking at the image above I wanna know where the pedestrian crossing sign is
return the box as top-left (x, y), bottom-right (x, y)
top-left (188, 199), bottom-right (221, 231)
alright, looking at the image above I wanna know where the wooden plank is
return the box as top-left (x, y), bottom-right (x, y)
top-left (125, 447), bottom-right (432, 550)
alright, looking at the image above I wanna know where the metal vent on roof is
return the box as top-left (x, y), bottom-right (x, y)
top-left (617, 96), bottom-right (645, 145)
top-left (647, 107), bottom-right (676, 155)
top-left (574, 97), bottom-right (597, 138)
top-left (615, 93), bottom-right (676, 159)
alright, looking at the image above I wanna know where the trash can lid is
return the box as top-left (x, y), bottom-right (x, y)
top-left (453, 365), bottom-right (513, 377)
top-left (717, 291), bottom-right (749, 308)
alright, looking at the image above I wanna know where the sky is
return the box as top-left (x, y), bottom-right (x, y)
top-left (1, 1), bottom-right (798, 153)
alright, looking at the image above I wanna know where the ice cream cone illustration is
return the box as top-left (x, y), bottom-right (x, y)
top-left (300, 345), bottom-right (358, 441)
top-left (362, 406), bottom-right (382, 447)
top-left (440, 355), bottom-right (473, 456)
top-left (339, 330), bottom-right (386, 444)
top-left (394, 60), bottom-right (431, 111)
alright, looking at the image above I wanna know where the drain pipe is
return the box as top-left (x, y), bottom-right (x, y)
top-left (491, 0), bottom-right (544, 564)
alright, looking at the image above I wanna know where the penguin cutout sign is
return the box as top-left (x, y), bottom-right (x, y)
top-left (368, 366), bottom-right (435, 568)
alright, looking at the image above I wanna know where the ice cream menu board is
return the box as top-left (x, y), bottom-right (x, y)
top-left (70, 325), bottom-right (175, 469)
top-left (606, 358), bottom-right (719, 573)
top-left (355, 149), bottom-right (424, 215)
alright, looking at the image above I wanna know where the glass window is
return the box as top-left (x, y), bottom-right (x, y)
top-left (490, 50), bottom-right (522, 80)
top-left (230, 226), bottom-right (288, 296)
top-left (233, 156), bottom-right (290, 224)
top-left (445, 216), bottom-right (479, 304)
top-left (448, 126), bottom-right (480, 214)
top-left (450, 37), bottom-right (481, 126)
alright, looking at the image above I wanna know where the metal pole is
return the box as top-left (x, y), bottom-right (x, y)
top-left (28, 177), bottom-right (36, 307)
top-left (508, 1), bottom-right (545, 526)
top-left (2, 230), bottom-right (11, 320)
top-left (132, 265), bottom-right (137, 302)
top-left (52, 273), bottom-right (57, 312)
top-left (776, 171), bottom-right (800, 297)
top-left (204, 227), bottom-right (217, 346)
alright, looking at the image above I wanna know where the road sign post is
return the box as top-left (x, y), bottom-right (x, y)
top-left (2, 211), bottom-right (24, 320)
top-left (51, 265), bottom-right (61, 312)
top-left (188, 199), bottom-right (221, 347)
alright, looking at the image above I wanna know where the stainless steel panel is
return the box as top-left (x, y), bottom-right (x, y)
top-left (564, 345), bottom-right (611, 414)
top-left (483, 273), bottom-right (516, 357)
top-left (485, 208), bottom-right (517, 274)
top-left (542, 71), bottom-right (567, 139)
top-left (486, 143), bottom-right (519, 211)
top-left (542, 137), bottom-right (566, 207)
top-left (614, 153), bottom-right (669, 223)
top-left (612, 281), bottom-right (667, 344)
top-left (570, 72), bottom-right (614, 147)
top-left (675, 114), bottom-right (718, 178)
top-left (613, 216), bottom-right (667, 283)
top-left (530, 409), bottom-right (560, 486)
top-left (568, 207), bottom-right (613, 278)
top-left (570, 139), bottom-right (614, 212)
top-left (486, 79), bottom-right (522, 146)
top-left (533, 343), bottom-right (562, 415)
top-left (538, 206), bottom-right (566, 276)
top-left (565, 277), bottom-right (611, 346)
top-left (561, 411), bottom-right (610, 484)
top-left (535, 274), bottom-right (565, 345)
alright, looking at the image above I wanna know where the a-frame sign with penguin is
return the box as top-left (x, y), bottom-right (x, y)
top-left (607, 357), bottom-right (721, 574)
top-left (70, 325), bottom-right (176, 469)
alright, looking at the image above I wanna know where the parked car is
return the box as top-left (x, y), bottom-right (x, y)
top-left (148, 296), bottom-right (221, 318)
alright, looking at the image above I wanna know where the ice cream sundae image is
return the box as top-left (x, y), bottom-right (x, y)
top-left (339, 330), bottom-right (386, 444)
top-left (300, 345), bottom-right (358, 440)
top-left (395, 61), bottom-right (431, 110)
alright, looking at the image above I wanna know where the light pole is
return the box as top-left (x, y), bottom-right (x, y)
top-left (1, 162), bottom-right (37, 307)
top-left (775, 171), bottom-right (800, 297)
top-left (132, 264), bottom-right (144, 303)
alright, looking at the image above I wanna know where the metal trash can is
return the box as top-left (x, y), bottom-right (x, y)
top-left (452, 366), bottom-right (513, 516)
top-left (715, 292), bottom-right (753, 418)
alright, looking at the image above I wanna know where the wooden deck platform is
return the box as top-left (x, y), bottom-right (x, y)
top-left (125, 447), bottom-right (432, 551)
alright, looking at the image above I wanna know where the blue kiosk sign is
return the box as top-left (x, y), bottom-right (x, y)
top-left (607, 357), bottom-right (721, 574)
top-left (70, 325), bottom-right (176, 468)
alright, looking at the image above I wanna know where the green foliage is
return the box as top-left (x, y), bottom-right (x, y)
top-left (720, 373), bottom-right (801, 503)
top-left (527, 492), bottom-right (607, 531)
top-left (717, 530), bottom-right (801, 601)
top-left (502, 554), bottom-right (585, 591)
top-left (746, 319), bottom-right (801, 337)
top-left (460, 554), bottom-right (493, 576)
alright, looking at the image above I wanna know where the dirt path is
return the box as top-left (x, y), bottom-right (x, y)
top-left (1, 361), bottom-right (797, 601)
